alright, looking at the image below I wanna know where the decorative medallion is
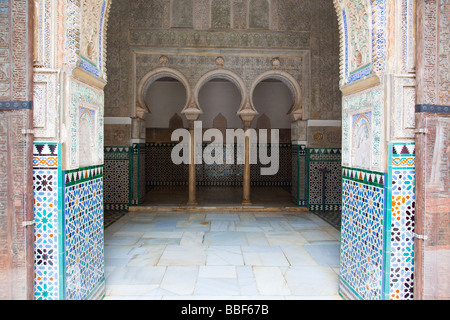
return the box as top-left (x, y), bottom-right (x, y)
top-left (215, 56), bottom-right (225, 68)
top-left (159, 55), bottom-right (169, 66)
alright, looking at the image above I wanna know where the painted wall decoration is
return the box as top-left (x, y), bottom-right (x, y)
top-left (291, 146), bottom-right (342, 211)
top-left (106, 0), bottom-right (341, 119)
top-left (34, 143), bottom-right (105, 300)
top-left (130, 143), bottom-right (146, 205)
top-left (145, 142), bottom-right (292, 188)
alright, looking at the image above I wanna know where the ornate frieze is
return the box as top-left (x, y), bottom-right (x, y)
top-left (129, 29), bottom-right (310, 49)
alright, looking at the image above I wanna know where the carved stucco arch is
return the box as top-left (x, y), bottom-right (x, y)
top-left (193, 69), bottom-right (248, 115)
top-left (333, 0), bottom-right (388, 87)
top-left (136, 67), bottom-right (192, 117)
top-left (250, 70), bottom-right (304, 120)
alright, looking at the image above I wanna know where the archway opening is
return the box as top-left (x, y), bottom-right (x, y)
top-left (251, 78), bottom-right (295, 206)
top-left (141, 76), bottom-right (190, 206)
top-left (195, 77), bottom-right (244, 204)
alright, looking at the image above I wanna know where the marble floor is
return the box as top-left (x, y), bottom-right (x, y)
top-left (103, 209), bottom-right (343, 300)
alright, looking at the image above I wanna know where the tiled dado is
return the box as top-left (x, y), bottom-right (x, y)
top-left (33, 142), bottom-right (105, 300)
top-left (340, 167), bottom-right (386, 300)
top-left (385, 143), bottom-right (415, 300)
top-left (308, 149), bottom-right (342, 212)
top-left (340, 146), bottom-right (416, 301)
top-left (33, 142), bottom-right (60, 300)
top-left (145, 143), bottom-right (292, 188)
top-left (104, 144), bottom-right (146, 210)
top-left (104, 146), bottom-right (130, 211)
top-left (63, 165), bottom-right (105, 300)
top-left (292, 147), bottom-right (342, 211)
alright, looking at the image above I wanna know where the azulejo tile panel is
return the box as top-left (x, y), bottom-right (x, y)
top-left (104, 146), bottom-right (130, 211)
top-left (33, 142), bottom-right (60, 300)
top-left (292, 145), bottom-right (307, 206)
top-left (340, 167), bottom-right (385, 300)
top-left (63, 165), bottom-right (104, 300)
top-left (385, 143), bottom-right (415, 300)
top-left (308, 148), bottom-right (342, 212)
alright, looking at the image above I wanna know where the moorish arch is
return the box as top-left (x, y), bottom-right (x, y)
top-left (8, 0), bottom-right (444, 302)
top-left (193, 68), bottom-right (248, 118)
top-left (136, 67), bottom-right (192, 117)
top-left (250, 70), bottom-right (303, 120)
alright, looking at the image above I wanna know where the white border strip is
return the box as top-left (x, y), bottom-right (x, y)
top-left (104, 117), bottom-right (132, 125)
top-left (307, 120), bottom-right (342, 127)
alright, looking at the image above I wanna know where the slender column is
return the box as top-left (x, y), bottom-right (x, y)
top-left (238, 103), bottom-right (258, 206)
top-left (187, 120), bottom-right (198, 205)
top-left (182, 103), bottom-right (202, 206)
top-left (242, 120), bottom-right (252, 205)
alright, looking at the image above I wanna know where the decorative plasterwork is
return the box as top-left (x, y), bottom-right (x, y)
top-left (33, 69), bottom-right (60, 139)
top-left (131, 48), bottom-right (307, 124)
top-left (33, 0), bottom-right (57, 68)
top-left (386, 74), bottom-right (416, 140)
top-left (63, 77), bottom-right (104, 170)
top-left (333, 0), bottom-right (388, 87)
top-left (342, 85), bottom-right (385, 172)
top-left (416, 0), bottom-right (450, 106)
top-left (63, 0), bottom-right (111, 80)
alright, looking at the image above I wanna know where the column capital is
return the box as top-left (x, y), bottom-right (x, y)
top-left (182, 103), bottom-right (203, 122)
top-left (238, 103), bottom-right (258, 127)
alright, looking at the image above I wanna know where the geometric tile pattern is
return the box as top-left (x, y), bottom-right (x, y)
top-left (385, 142), bottom-right (415, 300)
top-left (292, 144), bottom-right (307, 206)
top-left (146, 143), bottom-right (189, 187)
top-left (308, 149), bottom-right (342, 212)
top-left (33, 142), bottom-right (60, 300)
top-left (63, 166), bottom-right (104, 300)
top-left (104, 147), bottom-right (130, 211)
top-left (130, 143), bottom-right (146, 205)
top-left (250, 143), bottom-right (292, 187)
top-left (340, 168), bottom-right (385, 300)
top-left (145, 143), bottom-right (292, 188)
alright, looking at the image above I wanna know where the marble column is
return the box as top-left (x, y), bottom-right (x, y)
top-left (238, 104), bottom-right (258, 206)
top-left (182, 104), bottom-right (202, 206)
top-left (242, 120), bottom-right (252, 205)
top-left (187, 119), bottom-right (198, 205)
